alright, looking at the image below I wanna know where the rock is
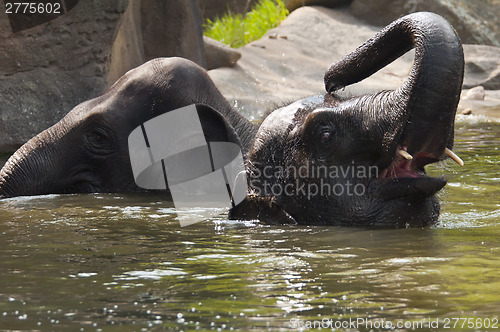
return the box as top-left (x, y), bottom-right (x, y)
top-left (350, 0), bottom-right (500, 47)
top-left (462, 86), bottom-right (485, 101)
top-left (141, 0), bottom-right (205, 67)
top-left (204, 37), bottom-right (242, 70)
top-left (285, 0), bottom-right (352, 11)
top-left (458, 89), bottom-right (500, 118)
top-left (198, 0), bottom-right (352, 22)
top-left (198, 0), bottom-right (258, 21)
top-left (0, 0), bottom-right (206, 153)
top-left (0, 1), bottom-right (128, 152)
top-left (463, 45), bottom-right (500, 90)
top-left (107, 0), bottom-right (145, 84)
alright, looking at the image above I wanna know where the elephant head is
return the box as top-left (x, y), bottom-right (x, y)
top-left (0, 58), bottom-right (256, 197)
top-left (229, 12), bottom-right (464, 226)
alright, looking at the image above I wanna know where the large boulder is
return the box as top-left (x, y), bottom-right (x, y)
top-left (350, 0), bottom-right (500, 47)
top-left (141, 0), bottom-right (205, 66)
top-left (0, 0), bottom-right (205, 152)
top-left (0, 1), bottom-right (128, 152)
top-left (286, 0), bottom-right (352, 11)
top-left (198, 0), bottom-right (258, 21)
top-left (107, 0), bottom-right (144, 84)
top-left (463, 45), bottom-right (500, 90)
top-left (204, 36), bottom-right (242, 70)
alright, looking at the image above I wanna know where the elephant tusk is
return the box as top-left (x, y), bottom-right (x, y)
top-left (398, 149), bottom-right (413, 160)
top-left (444, 148), bottom-right (464, 166)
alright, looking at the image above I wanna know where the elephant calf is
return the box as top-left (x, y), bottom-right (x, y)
top-left (0, 12), bottom-right (465, 227)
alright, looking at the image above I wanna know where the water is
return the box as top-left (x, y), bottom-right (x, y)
top-left (0, 118), bottom-right (499, 331)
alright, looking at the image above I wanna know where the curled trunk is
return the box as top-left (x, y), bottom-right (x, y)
top-left (324, 12), bottom-right (464, 158)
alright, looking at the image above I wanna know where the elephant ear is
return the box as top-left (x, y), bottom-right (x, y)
top-left (128, 103), bottom-right (247, 226)
top-left (128, 103), bottom-right (246, 194)
top-left (195, 104), bottom-right (242, 148)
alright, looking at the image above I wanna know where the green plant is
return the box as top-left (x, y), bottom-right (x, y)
top-left (204, 0), bottom-right (289, 48)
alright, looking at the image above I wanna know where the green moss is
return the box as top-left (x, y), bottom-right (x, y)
top-left (203, 0), bottom-right (289, 48)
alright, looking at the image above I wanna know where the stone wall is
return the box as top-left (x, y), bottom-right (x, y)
top-left (0, 1), bottom-right (128, 152)
top-left (0, 0), bottom-right (205, 152)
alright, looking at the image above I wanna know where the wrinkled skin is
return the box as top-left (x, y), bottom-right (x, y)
top-left (0, 58), bottom-right (256, 196)
top-left (0, 12), bottom-right (464, 227)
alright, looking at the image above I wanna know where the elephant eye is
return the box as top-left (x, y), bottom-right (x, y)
top-left (321, 131), bottom-right (332, 143)
top-left (87, 131), bottom-right (108, 146)
top-left (85, 127), bottom-right (115, 154)
top-left (91, 133), bottom-right (105, 142)
top-left (319, 128), bottom-right (334, 144)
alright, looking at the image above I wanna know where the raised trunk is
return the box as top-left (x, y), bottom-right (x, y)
top-left (324, 12), bottom-right (464, 158)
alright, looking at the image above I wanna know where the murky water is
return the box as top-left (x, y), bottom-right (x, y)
top-left (0, 117), bottom-right (499, 331)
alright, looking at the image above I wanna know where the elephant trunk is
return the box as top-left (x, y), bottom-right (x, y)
top-left (325, 12), bottom-right (464, 158)
top-left (0, 127), bottom-right (66, 198)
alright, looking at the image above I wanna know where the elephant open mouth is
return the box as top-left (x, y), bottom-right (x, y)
top-left (379, 147), bottom-right (453, 179)
top-left (375, 148), bottom-right (446, 201)
top-left (376, 139), bottom-right (464, 200)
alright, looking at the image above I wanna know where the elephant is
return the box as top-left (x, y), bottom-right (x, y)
top-left (0, 12), bottom-right (464, 227)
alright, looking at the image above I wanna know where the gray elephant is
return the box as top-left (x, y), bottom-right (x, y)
top-left (0, 12), bottom-right (464, 227)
